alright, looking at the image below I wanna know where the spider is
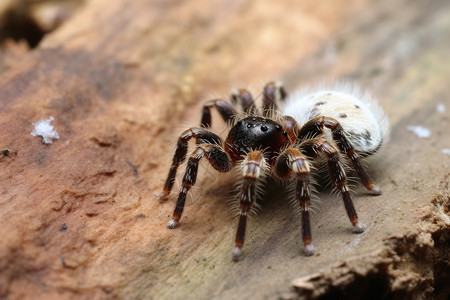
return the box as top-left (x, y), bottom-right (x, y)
top-left (157, 81), bottom-right (389, 261)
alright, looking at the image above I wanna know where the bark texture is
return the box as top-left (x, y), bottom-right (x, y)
top-left (0, 0), bottom-right (449, 299)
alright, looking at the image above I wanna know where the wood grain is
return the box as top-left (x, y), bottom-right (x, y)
top-left (0, 0), bottom-right (449, 299)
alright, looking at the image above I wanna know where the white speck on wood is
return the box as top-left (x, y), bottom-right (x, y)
top-left (407, 125), bottom-right (430, 139)
top-left (31, 116), bottom-right (60, 144)
top-left (436, 103), bottom-right (446, 114)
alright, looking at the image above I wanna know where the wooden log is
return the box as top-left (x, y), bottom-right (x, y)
top-left (0, 0), bottom-right (449, 299)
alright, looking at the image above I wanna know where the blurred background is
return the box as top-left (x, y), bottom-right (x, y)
top-left (0, 0), bottom-right (83, 74)
top-left (0, 0), bottom-right (83, 48)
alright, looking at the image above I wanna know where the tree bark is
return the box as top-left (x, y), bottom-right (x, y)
top-left (0, 0), bottom-right (449, 299)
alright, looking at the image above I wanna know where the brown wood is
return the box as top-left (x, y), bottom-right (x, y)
top-left (1, 0), bottom-right (449, 299)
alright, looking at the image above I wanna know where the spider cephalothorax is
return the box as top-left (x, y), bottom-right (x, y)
top-left (225, 117), bottom-right (291, 161)
top-left (157, 81), bottom-right (389, 261)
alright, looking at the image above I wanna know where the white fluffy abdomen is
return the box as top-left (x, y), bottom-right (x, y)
top-left (283, 84), bottom-right (389, 155)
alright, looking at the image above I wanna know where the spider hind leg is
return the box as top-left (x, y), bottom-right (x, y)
top-left (200, 99), bottom-right (237, 128)
top-left (231, 88), bottom-right (258, 114)
top-left (302, 138), bottom-right (365, 233)
top-left (299, 116), bottom-right (382, 195)
top-left (262, 81), bottom-right (287, 115)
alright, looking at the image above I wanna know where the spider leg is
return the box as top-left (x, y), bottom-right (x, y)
top-left (231, 88), bottom-right (258, 114)
top-left (167, 143), bottom-right (232, 228)
top-left (302, 138), bottom-right (365, 233)
top-left (156, 128), bottom-right (222, 200)
top-left (233, 150), bottom-right (266, 261)
top-left (275, 148), bottom-right (315, 256)
top-left (281, 115), bottom-right (300, 144)
top-left (298, 116), bottom-right (381, 195)
top-left (200, 99), bottom-right (238, 128)
top-left (262, 81), bottom-right (287, 115)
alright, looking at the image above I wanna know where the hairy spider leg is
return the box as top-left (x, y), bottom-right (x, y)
top-left (167, 143), bottom-right (232, 228)
top-left (262, 81), bottom-right (287, 115)
top-left (231, 88), bottom-right (258, 114)
top-left (298, 116), bottom-right (381, 195)
top-left (281, 115), bottom-right (300, 144)
top-left (200, 99), bottom-right (238, 128)
top-left (233, 150), bottom-right (267, 261)
top-left (275, 148), bottom-right (315, 256)
top-left (157, 128), bottom-right (222, 200)
top-left (302, 138), bottom-right (365, 233)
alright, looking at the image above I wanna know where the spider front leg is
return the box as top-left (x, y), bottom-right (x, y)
top-left (275, 148), bottom-right (315, 255)
top-left (303, 138), bottom-right (365, 233)
top-left (167, 143), bottom-right (232, 228)
top-left (299, 116), bottom-right (381, 195)
top-left (233, 150), bottom-right (267, 261)
top-left (200, 99), bottom-right (238, 128)
top-left (156, 128), bottom-right (222, 200)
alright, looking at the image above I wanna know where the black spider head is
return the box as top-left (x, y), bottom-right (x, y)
top-left (225, 116), bottom-right (289, 159)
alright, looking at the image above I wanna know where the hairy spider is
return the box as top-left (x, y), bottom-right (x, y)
top-left (157, 81), bottom-right (389, 261)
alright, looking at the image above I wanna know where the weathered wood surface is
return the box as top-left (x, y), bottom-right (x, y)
top-left (0, 0), bottom-right (449, 299)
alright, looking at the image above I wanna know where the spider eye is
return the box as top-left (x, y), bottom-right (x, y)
top-left (283, 131), bottom-right (288, 137)
top-left (261, 125), bottom-right (268, 132)
top-left (275, 124), bottom-right (282, 131)
top-left (237, 120), bottom-right (243, 126)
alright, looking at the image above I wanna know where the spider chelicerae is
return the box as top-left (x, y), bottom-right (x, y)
top-left (157, 81), bottom-right (389, 261)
